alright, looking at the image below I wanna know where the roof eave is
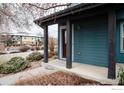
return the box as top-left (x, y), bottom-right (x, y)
top-left (34, 3), bottom-right (107, 26)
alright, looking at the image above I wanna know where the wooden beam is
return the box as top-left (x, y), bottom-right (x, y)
top-left (66, 20), bottom-right (72, 68)
top-left (44, 25), bottom-right (48, 63)
top-left (108, 10), bottom-right (116, 79)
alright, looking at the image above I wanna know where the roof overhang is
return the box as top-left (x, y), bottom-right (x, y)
top-left (34, 3), bottom-right (117, 27)
top-left (34, 3), bottom-right (108, 27)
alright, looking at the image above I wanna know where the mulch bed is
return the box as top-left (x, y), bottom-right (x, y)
top-left (15, 71), bottom-right (102, 85)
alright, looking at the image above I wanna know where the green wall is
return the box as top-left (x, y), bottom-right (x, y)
top-left (73, 15), bottom-right (109, 67)
top-left (57, 9), bottom-right (124, 64)
top-left (116, 9), bottom-right (124, 63)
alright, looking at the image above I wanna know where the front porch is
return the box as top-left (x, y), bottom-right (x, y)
top-left (34, 4), bottom-right (123, 79)
top-left (46, 59), bottom-right (118, 85)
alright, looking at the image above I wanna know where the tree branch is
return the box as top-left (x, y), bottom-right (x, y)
top-left (0, 9), bottom-right (12, 17)
top-left (28, 3), bottom-right (71, 10)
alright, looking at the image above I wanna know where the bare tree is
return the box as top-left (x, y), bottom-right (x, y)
top-left (0, 3), bottom-right (71, 33)
top-left (48, 37), bottom-right (56, 57)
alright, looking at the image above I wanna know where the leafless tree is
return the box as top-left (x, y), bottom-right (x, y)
top-left (49, 37), bottom-right (56, 53)
top-left (0, 3), bottom-right (71, 33)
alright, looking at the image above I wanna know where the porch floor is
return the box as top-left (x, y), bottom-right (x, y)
top-left (47, 59), bottom-right (118, 85)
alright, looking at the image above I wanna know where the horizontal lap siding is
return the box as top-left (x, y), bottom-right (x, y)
top-left (74, 16), bottom-right (108, 67)
top-left (116, 10), bottom-right (124, 63)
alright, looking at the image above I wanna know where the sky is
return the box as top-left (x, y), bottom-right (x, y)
top-left (1, 21), bottom-right (58, 38)
top-left (48, 24), bottom-right (58, 38)
top-left (29, 24), bottom-right (58, 38)
top-left (16, 24), bottom-right (58, 38)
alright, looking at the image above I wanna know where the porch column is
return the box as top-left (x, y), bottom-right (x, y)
top-left (66, 20), bottom-right (72, 68)
top-left (43, 25), bottom-right (48, 63)
top-left (20, 36), bottom-right (22, 45)
top-left (108, 10), bottom-right (116, 79)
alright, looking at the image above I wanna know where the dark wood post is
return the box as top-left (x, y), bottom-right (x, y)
top-left (108, 10), bottom-right (116, 79)
top-left (44, 25), bottom-right (48, 63)
top-left (20, 36), bottom-right (22, 45)
top-left (66, 20), bottom-right (72, 68)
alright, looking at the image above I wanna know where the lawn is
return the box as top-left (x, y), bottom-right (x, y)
top-left (15, 71), bottom-right (102, 85)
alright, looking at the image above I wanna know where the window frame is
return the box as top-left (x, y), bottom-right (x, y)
top-left (120, 23), bottom-right (124, 53)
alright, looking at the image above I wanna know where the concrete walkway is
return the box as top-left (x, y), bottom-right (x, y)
top-left (0, 66), bottom-right (58, 85)
top-left (48, 59), bottom-right (119, 85)
top-left (0, 59), bottom-right (122, 85)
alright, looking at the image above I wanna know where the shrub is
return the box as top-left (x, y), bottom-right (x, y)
top-left (49, 37), bottom-right (55, 53)
top-left (54, 50), bottom-right (58, 56)
top-left (26, 52), bottom-right (43, 62)
top-left (19, 46), bottom-right (30, 52)
top-left (40, 46), bottom-right (44, 50)
top-left (117, 67), bottom-right (124, 85)
top-left (0, 57), bottom-right (29, 74)
top-left (31, 47), bottom-right (35, 51)
top-left (36, 46), bottom-right (40, 50)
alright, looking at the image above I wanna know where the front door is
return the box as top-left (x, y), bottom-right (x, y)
top-left (60, 26), bottom-right (67, 59)
top-left (62, 29), bottom-right (67, 58)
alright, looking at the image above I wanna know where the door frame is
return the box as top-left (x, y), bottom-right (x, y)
top-left (59, 26), bottom-right (66, 60)
top-left (59, 24), bottom-right (74, 61)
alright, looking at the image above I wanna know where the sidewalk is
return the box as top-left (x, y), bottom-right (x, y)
top-left (0, 66), bottom-right (58, 85)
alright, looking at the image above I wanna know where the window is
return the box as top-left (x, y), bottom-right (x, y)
top-left (121, 23), bottom-right (124, 53)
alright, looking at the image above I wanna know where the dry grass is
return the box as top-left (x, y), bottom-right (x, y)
top-left (15, 71), bottom-right (102, 85)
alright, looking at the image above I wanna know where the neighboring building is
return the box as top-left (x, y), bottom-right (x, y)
top-left (21, 36), bottom-right (42, 45)
top-left (0, 32), bottom-right (43, 45)
top-left (11, 32), bottom-right (43, 45)
top-left (11, 35), bottom-right (22, 45)
top-left (35, 4), bottom-right (124, 79)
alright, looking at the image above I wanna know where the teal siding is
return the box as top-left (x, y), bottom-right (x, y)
top-left (58, 9), bottom-right (124, 64)
top-left (116, 21), bottom-right (124, 63)
top-left (74, 16), bottom-right (108, 67)
top-left (117, 9), bottom-right (124, 20)
top-left (115, 10), bottom-right (124, 63)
